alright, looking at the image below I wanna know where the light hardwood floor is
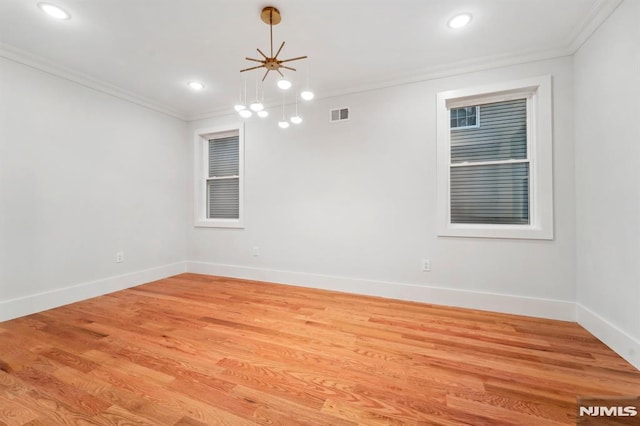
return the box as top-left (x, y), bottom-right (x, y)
top-left (1, 273), bottom-right (639, 425)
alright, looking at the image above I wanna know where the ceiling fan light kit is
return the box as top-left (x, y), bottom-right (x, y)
top-left (235, 6), bottom-right (314, 127)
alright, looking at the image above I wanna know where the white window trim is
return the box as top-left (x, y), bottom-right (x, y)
top-left (436, 75), bottom-right (554, 240)
top-left (193, 124), bottom-right (245, 228)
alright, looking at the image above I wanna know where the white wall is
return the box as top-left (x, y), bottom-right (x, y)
top-left (574, 0), bottom-right (640, 368)
top-left (188, 57), bottom-right (576, 319)
top-left (0, 58), bottom-right (188, 320)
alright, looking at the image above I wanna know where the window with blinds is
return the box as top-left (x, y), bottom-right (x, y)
top-left (436, 76), bottom-right (553, 239)
top-left (450, 99), bottom-right (529, 225)
top-left (207, 134), bottom-right (240, 219)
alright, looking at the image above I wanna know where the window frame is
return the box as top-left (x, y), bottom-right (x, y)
top-left (194, 124), bottom-right (245, 228)
top-left (436, 76), bottom-right (554, 240)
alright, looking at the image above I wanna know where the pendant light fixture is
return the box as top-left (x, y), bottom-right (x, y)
top-left (290, 91), bottom-right (302, 124)
top-left (249, 79), bottom-right (265, 112)
top-left (234, 75), bottom-right (247, 112)
top-left (240, 7), bottom-right (307, 82)
top-left (257, 84), bottom-right (269, 117)
top-left (277, 79), bottom-right (292, 90)
top-left (234, 6), bottom-right (313, 126)
top-left (278, 94), bottom-right (290, 128)
top-left (249, 101), bottom-right (264, 111)
top-left (300, 90), bottom-right (314, 101)
top-left (238, 77), bottom-right (252, 118)
top-left (300, 60), bottom-right (314, 101)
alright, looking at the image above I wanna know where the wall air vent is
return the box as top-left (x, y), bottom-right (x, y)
top-left (330, 107), bottom-right (350, 122)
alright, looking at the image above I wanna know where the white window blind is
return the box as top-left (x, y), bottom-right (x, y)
top-left (450, 99), bottom-right (529, 225)
top-left (207, 135), bottom-right (239, 219)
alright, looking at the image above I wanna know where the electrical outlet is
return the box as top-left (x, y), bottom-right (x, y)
top-left (116, 251), bottom-right (124, 263)
top-left (422, 258), bottom-right (431, 272)
top-left (252, 246), bottom-right (260, 257)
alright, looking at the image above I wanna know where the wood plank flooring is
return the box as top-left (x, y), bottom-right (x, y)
top-left (1, 273), bottom-right (639, 425)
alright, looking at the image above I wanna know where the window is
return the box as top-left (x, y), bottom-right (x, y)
top-left (194, 126), bottom-right (244, 228)
top-left (436, 76), bottom-right (553, 239)
top-left (450, 106), bottom-right (478, 129)
top-left (451, 99), bottom-right (528, 225)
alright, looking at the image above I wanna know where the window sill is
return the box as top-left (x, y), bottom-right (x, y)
top-left (194, 219), bottom-right (244, 229)
top-left (438, 223), bottom-right (553, 240)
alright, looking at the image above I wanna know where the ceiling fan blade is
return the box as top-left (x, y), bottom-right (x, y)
top-left (245, 57), bottom-right (264, 63)
top-left (261, 69), bottom-right (271, 81)
top-left (240, 64), bottom-right (266, 72)
top-left (256, 48), bottom-right (268, 59)
top-left (281, 65), bottom-right (297, 71)
top-left (279, 55), bottom-right (308, 64)
top-left (274, 41), bottom-right (285, 59)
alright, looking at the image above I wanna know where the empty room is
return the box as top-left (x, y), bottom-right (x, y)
top-left (1, 0), bottom-right (639, 424)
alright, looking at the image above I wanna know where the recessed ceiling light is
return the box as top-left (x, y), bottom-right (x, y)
top-left (38, 2), bottom-right (70, 20)
top-left (448, 13), bottom-right (472, 29)
top-left (188, 81), bottom-right (204, 91)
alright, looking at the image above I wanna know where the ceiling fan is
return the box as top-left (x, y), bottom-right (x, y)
top-left (240, 6), bottom-right (307, 81)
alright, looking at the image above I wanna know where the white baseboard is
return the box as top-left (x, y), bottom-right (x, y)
top-left (577, 304), bottom-right (640, 371)
top-left (0, 262), bottom-right (187, 322)
top-left (186, 261), bottom-right (576, 321)
top-left (6, 260), bottom-right (637, 372)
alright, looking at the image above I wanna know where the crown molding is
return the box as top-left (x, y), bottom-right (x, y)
top-left (185, 46), bottom-right (571, 122)
top-left (319, 47), bottom-right (571, 103)
top-left (3, 0), bottom-right (623, 123)
top-left (0, 43), bottom-right (187, 121)
top-left (564, 0), bottom-right (623, 53)
top-left (187, 106), bottom-right (236, 122)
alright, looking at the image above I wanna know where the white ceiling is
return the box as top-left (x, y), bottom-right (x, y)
top-left (0, 0), bottom-right (621, 120)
